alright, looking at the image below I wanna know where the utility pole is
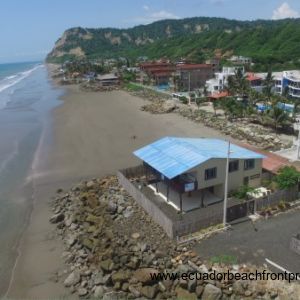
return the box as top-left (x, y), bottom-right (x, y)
top-left (223, 141), bottom-right (231, 226)
top-left (297, 125), bottom-right (300, 159)
top-left (188, 72), bottom-right (191, 105)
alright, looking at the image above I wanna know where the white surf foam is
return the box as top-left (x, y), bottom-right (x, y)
top-left (0, 64), bottom-right (43, 109)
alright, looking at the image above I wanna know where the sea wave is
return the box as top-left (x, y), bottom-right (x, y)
top-left (0, 64), bottom-right (43, 109)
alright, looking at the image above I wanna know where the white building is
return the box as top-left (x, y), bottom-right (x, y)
top-left (229, 56), bottom-right (252, 65)
top-left (259, 70), bottom-right (300, 99)
top-left (205, 66), bottom-right (244, 94)
top-left (282, 70), bottom-right (300, 98)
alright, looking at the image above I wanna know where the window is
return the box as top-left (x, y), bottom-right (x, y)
top-left (229, 160), bottom-right (239, 172)
top-left (244, 159), bottom-right (255, 170)
top-left (205, 167), bottom-right (217, 180)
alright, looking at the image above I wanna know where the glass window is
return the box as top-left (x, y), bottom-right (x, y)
top-left (205, 167), bottom-right (217, 180)
top-left (229, 160), bottom-right (239, 172)
top-left (244, 159), bottom-right (255, 170)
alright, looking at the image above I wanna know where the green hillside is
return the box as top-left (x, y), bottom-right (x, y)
top-left (47, 17), bottom-right (300, 71)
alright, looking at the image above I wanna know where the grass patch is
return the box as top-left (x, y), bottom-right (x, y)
top-left (210, 254), bottom-right (238, 265)
top-left (124, 82), bottom-right (144, 91)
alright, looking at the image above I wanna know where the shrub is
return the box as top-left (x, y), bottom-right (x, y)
top-left (273, 166), bottom-right (300, 190)
top-left (232, 185), bottom-right (257, 200)
top-left (179, 96), bottom-right (188, 104)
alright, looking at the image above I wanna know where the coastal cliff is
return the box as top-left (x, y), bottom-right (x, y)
top-left (47, 17), bottom-right (300, 70)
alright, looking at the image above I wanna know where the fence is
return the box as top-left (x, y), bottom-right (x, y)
top-left (118, 165), bottom-right (299, 238)
top-left (255, 186), bottom-right (298, 211)
top-left (117, 167), bottom-right (176, 237)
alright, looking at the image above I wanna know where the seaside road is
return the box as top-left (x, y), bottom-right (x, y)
top-left (195, 209), bottom-right (300, 274)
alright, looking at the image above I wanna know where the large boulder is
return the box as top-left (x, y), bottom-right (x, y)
top-left (64, 271), bottom-right (81, 287)
top-left (202, 283), bottom-right (222, 300)
top-left (94, 286), bottom-right (104, 298)
top-left (133, 268), bottom-right (159, 284)
top-left (175, 287), bottom-right (197, 300)
top-left (50, 213), bottom-right (65, 224)
top-left (140, 285), bottom-right (158, 299)
top-left (111, 271), bottom-right (131, 284)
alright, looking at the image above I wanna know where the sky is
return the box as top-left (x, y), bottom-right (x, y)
top-left (0, 0), bottom-right (300, 63)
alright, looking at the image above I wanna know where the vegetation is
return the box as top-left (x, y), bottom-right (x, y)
top-left (212, 67), bottom-right (294, 133)
top-left (124, 82), bottom-right (143, 91)
top-left (47, 17), bottom-right (300, 71)
top-left (179, 96), bottom-right (188, 104)
top-left (63, 60), bottom-right (106, 75)
top-left (122, 70), bottom-right (136, 83)
top-left (231, 185), bottom-right (257, 200)
top-left (274, 166), bottom-right (300, 190)
top-left (210, 254), bottom-right (238, 265)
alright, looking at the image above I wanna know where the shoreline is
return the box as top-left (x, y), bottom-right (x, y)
top-left (5, 68), bottom-right (68, 299)
top-left (8, 75), bottom-right (298, 298)
top-left (6, 78), bottom-right (226, 298)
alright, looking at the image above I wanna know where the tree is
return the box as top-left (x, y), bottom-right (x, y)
top-left (212, 99), bottom-right (220, 116)
top-left (274, 166), bottom-right (300, 190)
top-left (203, 85), bottom-right (208, 97)
top-left (234, 68), bottom-right (249, 97)
top-left (268, 106), bottom-right (290, 133)
top-left (262, 71), bottom-right (274, 102)
top-left (196, 97), bottom-right (206, 109)
top-left (220, 97), bottom-right (245, 120)
top-left (226, 75), bottom-right (236, 95)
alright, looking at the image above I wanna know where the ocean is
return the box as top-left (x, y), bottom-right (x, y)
top-left (0, 62), bottom-right (63, 295)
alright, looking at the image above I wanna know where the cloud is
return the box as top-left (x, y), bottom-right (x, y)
top-left (143, 5), bottom-right (150, 11)
top-left (272, 2), bottom-right (299, 20)
top-left (133, 10), bottom-right (179, 24)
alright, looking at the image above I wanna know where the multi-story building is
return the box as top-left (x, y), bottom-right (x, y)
top-left (205, 58), bottom-right (220, 73)
top-left (282, 70), bottom-right (300, 99)
top-left (205, 66), bottom-right (244, 94)
top-left (175, 64), bottom-right (214, 91)
top-left (260, 70), bottom-right (300, 99)
top-left (139, 61), bottom-right (175, 86)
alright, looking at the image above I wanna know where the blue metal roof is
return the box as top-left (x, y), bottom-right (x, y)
top-left (133, 137), bottom-right (265, 179)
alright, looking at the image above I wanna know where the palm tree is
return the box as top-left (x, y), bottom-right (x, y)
top-left (234, 68), bottom-right (249, 97)
top-left (263, 71), bottom-right (274, 102)
top-left (225, 68), bottom-right (249, 99)
top-left (220, 97), bottom-right (244, 120)
top-left (268, 106), bottom-right (290, 133)
top-left (225, 75), bottom-right (236, 95)
top-left (212, 99), bottom-right (219, 116)
top-left (196, 97), bottom-right (205, 110)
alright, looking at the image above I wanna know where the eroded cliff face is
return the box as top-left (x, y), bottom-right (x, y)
top-left (47, 17), bottom-right (300, 67)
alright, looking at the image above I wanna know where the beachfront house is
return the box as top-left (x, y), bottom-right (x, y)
top-left (139, 61), bottom-right (175, 87)
top-left (205, 66), bottom-right (244, 94)
top-left (175, 64), bottom-right (214, 91)
top-left (97, 73), bottom-right (120, 86)
top-left (133, 137), bottom-right (264, 212)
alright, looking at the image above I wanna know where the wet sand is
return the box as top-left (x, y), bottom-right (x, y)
top-left (7, 85), bottom-right (226, 298)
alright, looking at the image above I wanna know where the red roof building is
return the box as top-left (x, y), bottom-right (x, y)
top-left (209, 91), bottom-right (230, 100)
top-left (246, 73), bottom-right (263, 89)
top-left (234, 141), bottom-right (293, 174)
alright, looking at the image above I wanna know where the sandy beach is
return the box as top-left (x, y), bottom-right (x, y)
top-left (7, 85), bottom-right (227, 298)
